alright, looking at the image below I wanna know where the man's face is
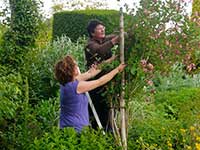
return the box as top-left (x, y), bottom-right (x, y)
top-left (92, 24), bottom-right (105, 39)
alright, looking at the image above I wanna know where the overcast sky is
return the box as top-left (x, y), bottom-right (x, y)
top-left (0, 0), bottom-right (193, 19)
top-left (41, 0), bottom-right (192, 17)
top-left (41, 0), bottom-right (140, 17)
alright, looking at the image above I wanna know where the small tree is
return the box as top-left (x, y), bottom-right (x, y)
top-left (0, 0), bottom-right (41, 69)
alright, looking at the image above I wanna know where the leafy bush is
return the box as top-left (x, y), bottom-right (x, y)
top-left (0, 0), bottom-right (41, 69)
top-left (34, 98), bottom-right (59, 131)
top-left (22, 36), bottom-right (86, 104)
top-left (0, 65), bottom-right (23, 120)
top-left (192, 0), bottom-right (200, 14)
top-left (0, 94), bottom-right (59, 149)
top-left (123, 0), bottom-right (200, 110)
top-left (155, 88), bottom-right (200, 124)
top-left (36, 18), bottom-right (53, 48)
top-left (126, 0), bottom-right (200, 75)
top-left (0, 24), bottom-right (7, 45)
top-left (153, 63), bottom-right (200, 92)
top-left (30, 127), bottom-right (120, 150)
top-left (128, 88), bottom-right (200, 150)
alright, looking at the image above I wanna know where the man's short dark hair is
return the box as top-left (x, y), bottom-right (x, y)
top-left (87, 19), bottom-right (104, 38)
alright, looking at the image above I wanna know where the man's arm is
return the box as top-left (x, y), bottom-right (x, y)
top-left (106, 34), bottom-right (118, 40)
top-left (87, 40), bottom-right (113, 56)
top-left (87, 35), bottom-right (119, 57)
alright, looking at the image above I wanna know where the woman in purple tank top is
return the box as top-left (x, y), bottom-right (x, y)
top-left (54, 55), bottom-right (126, 132)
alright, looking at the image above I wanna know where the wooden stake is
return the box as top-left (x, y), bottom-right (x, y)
top-left (119, 7), bottom-right (127, 150)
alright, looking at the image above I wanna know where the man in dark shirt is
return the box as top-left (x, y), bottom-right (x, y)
top-left (85, 19), bottom-right (119, 131)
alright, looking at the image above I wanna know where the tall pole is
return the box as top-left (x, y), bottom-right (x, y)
top-left (119, 6), bottom-right (127, 150)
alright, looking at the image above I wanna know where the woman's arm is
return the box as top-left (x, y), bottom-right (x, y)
top-left (77, 63), bottom-right (126, 94)
top-left (76, 55), bottom-right (117, 81)
top-left (75, 65), bottom-right (101, 81)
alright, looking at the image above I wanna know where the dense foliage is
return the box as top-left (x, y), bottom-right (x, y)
top-left (126, 0), bottom-right (200, 73)
top-left (128, 88), bottom-right (200, 150)
top-left (30, 127), bottom-right (120, 150)
top-left (22, 37), bottom-right (86, 104)
top-left (192, 0), bottom-right (200, 14)
top-left (0, 0), bottom-right (200, 149)
top-left (0, 0), bottom-right (41, 69)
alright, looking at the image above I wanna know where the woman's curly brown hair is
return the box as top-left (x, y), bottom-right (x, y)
top-left (54, 55), bottom-right (76, 85)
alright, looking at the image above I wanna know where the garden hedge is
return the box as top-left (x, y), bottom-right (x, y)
top-left (52, 9), bottom-right (127, 41)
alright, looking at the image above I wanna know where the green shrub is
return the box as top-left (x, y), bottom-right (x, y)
top-left (123, 0), bottom-right (200, 111)
top-left (155, 88), bottom-right (200, 125)
top-left (53, 9), bottom-right (128, 41)
top-left (0, 94), bottom-right (59, 149)
top-left (0, 65), bottom-right (23, 121)
top-left (36, 18), bottom-right (53, 49)
top-left (126, 0), bottom-right (200, 75)
top-left (153, 63), bottom-right (200, 92)
top-left (128, 88), bottom-right (200, 150)
top-left (0, 24), bottom-right (7, 45)
top-left (192, 0), bottom-right (200, 14)
top-left (30, 127), bottom-right (120, 150)
top-left (34, 98), bottom-right (59, 131)
top-left (0, 0), bottom-right (41, 69)
top-left (22, 36), bottom-right (86, 104)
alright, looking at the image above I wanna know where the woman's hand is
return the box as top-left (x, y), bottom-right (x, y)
top-left (117, 63), bottom-right (126, 72)
top-left (88, 64), bottom-right (98, 72)
top-left (88, 64), bottom-right (101, 78)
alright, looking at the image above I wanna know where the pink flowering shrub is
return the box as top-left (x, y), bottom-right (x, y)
top-left (121, 0), bottom-right (200, 103)
top-left (125, 0), bottom-right (200, 74)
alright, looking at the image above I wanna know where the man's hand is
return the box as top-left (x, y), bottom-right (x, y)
top-left (111, 35), bottom-right (119, 45)
top-left (104, 55), bottom-right (118, 63)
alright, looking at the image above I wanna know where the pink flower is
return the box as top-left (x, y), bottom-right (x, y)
top-left (187, 63), bottom-right (196, 72)
top-left (185, 54), bottom-right (191, 60)
top-left (140, 59), bottom-right (147, 67)
top-left (182, 34), bottom-right (187, 39)
top-left (144, 9), bottom-right (151, 15)
top-left (159, 54), bottom-right (164, 60)
top-left (147, 63), bottom-right (154, 71)
top-left (143, 68), bottom-right (148, 73)
top-left (175, 50), bottom-right (180, 55)
top-left (165, 40), bottom-right (170, 46)
top-left (147, 80), bottom-right (154, 86)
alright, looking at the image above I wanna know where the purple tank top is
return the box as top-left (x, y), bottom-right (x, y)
top-left (59, 80), bottom-right (89, 132)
